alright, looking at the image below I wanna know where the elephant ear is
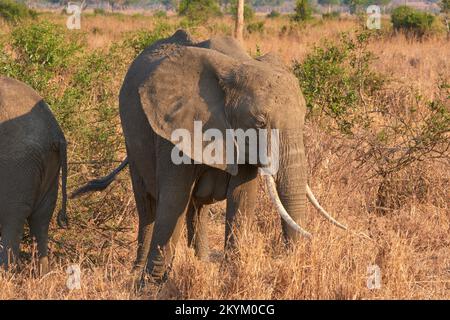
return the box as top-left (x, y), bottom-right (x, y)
top-left (138, 46), bottom-right (239, 175)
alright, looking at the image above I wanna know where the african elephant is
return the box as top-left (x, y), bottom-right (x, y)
top-left (72, 30), bottom-right (346, 282)
top-left (0, 76), bottom-right (68, 274)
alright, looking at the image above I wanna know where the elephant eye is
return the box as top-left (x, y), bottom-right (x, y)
top-left (255, 115), bottom-right (267, 128)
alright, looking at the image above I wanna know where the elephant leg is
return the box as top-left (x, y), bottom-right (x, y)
top-left (129, 161), bottom-right (156, 273)
top-left (0, 207), bottom-right (27, 270)
top-left (28, 181), bottom-right (58, 276)
top-left (186, 201), bottom-right (209, 261)
top-left (225, 165), bottom-right (258, 251)
top-left (145, 163), bottom-right (196, 282)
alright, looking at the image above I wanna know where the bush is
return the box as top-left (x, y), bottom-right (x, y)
top-left (11, 21), bottom-right (81, 69)
top-left (293, 31), bottom-right (384, 133)
top-left (267, 10), bottom-right (280, 19)
top-left (0, 0), bottom-right (36, 23)
top-left (153, 10), bottom-right (167, 18)
top-left (322, 11), bottom-right (340, 20)
top-left (122, 22), bottom-right (174, 55)
top-left (178, 0), bottom-right (221, 23)
top-left (292, 0), bottom-right (312, 22)
top-left (247, 21), bottom-right (264, 34)
top-left (293, 30), bottom-right (450, 209)
top-left (93, 8), bottom-right (107, 16)
top-left (391, 6), bottom-right (436, 38)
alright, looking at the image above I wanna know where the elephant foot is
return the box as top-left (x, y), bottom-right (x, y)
top-left (131, 262), bottom-right (145, 274)
top-left (145, 259), bottom-right (171, 286)
top-left (195, 247), bottom-right (210, 262)
top-left (130, 262), bottom-right (169, 293)
top-left (38, 257), bottom-right (49, 276)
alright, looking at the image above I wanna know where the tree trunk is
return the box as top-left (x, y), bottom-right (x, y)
top-left (235, 0), bottom-right (244, 43)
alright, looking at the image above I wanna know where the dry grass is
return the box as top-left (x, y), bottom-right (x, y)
top-left (0, 12), bottom-right (449, 300)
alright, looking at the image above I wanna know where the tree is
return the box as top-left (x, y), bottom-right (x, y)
top-left (439, 0), bottom-right (449, 38)
top-left (439, 0), bottom-right (450, 12)
top-left (342, 0), bottom-right (367, 14)
top-left (292, 0), bottom-right (312, 21)
top-left (235, 0), bottom-right (244, 42)
top-left (178, 0), bottom-right (221, 23)
top-left (318, 0), bottom-right (340, 14)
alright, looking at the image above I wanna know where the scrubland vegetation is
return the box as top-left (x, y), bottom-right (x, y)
top-left (0, 5), bottom-right (448, 299)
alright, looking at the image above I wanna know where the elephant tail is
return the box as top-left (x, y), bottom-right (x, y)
top-left (57, 140), bottom-right (69, 229)
top-left (70, 157), bottom-right (129, 199)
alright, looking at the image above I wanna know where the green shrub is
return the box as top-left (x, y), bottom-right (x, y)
top-left (207, 22), bottom-right (232, 35)
top-left (322, 11), bottom-right (340, 20)
top-left (267, 10), bottom-right (280, 19)
top-left (391, 6), bottom-right (436, 38)
top-left (178, 0), bottom-right (221, 23)
top-left (153, 10), bottom-right (167, 18)
top-left (123, 22), bottom-right (174, 55)
top-left (293, 31), bottom-right (384, 133)
top-left (11, 21), bottom-right (81, 69)
top-left (0, 0), bottom-right (36, 23)
top-left (247, 21), bottom-right (264, 34)
top-left (93, 8), bottom-right (107, 16)
top-left (292, 0), bottom-right (312, 22)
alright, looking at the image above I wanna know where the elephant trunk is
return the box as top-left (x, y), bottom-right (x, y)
top-left (274, 129), bottom-right (309, 242)
top-left (266, 129), bottom-right (348, 240)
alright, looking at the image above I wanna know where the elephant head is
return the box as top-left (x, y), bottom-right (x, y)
top-left (135, 41), bottom-right (346, 241)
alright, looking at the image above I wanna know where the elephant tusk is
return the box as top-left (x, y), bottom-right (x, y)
top-left (263, 173), bottom-right (312, 239)
top-left (306, 184), bottom-right (348, 230)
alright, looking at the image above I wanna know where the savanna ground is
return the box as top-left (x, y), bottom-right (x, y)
top-left (0, 11), bottom-right (449, 299)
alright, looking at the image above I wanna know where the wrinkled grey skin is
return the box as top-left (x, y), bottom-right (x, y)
top-left (74, 30), bottom-right (308, 282)
top-left (0, 77), bottom-right (68, 275)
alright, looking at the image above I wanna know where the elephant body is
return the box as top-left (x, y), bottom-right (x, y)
top-left (0, 76), bottom-right (68, 274)
top-left (118, 30), bottom-right (307, 280)
top-left (73, 30), bottom-right (345, 282)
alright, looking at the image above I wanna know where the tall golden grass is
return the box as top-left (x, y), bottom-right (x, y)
top-left (0, 12), bottom-right (448, 300)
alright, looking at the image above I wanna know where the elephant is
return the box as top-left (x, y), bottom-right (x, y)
top-left (0, 76), bottom-right (68, 275)
top-left (72, 30), bottom-right (347, 282)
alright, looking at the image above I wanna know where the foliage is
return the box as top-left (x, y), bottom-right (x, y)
top-left (93, 8), bottom-right (107, 15)
top-left (10, 21), bottom-right (81, 70)
top-left (294, 30), bottom-right (449, 209)
top-left (247, 20), bottom-right (264, 33)
top-left (0, 0), bottom-right (36, 23)
top-left (439, 0), bottom-right (450, 13)
top-left (322, 11), bottom-right (340, 19)
top-left (293, 31), bottom-right (384, 133)
top-left (267, 10), bottom-right (280, 19)
top-left (122, 22), bottom-right (173, 55)
top-left (153, 9), bottom-right (167, 18)
top-left (178, 0), bottom-right (221, 23)
top-left (292, 0), bottom-right (312, 22)
top-left (391, 6), bottom-right (436, 38)
top-left (0, 19), bottom-right (127, 164)
top-left (318, 0), bottom-right (341, 8)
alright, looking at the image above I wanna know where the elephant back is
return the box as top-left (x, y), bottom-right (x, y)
top-left (0, 77), bottom-right (62, 154)
top-left (195, 36), bottom-right (251, 61)
top-left (0, 76), bottom-right (43, 123)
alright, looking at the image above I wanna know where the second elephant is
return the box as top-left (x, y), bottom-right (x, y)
top-left (0, 76), bottom-right (68, 274)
